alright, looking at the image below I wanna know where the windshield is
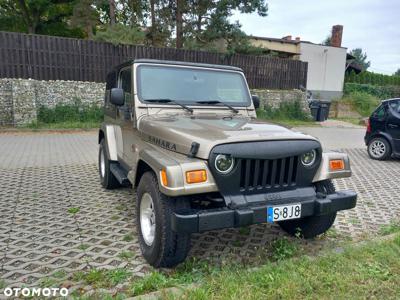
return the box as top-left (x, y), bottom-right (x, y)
top-left (137, 64), bottom-right (251, 106)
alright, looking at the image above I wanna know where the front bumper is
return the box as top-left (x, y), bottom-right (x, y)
top-left (171, 189), bottom-right (357, 233)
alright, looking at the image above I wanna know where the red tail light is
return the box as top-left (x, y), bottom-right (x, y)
top-left (367, 118), bottom-right (371, 133)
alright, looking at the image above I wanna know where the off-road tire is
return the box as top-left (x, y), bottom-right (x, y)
top-left (367, 137), bottom-right (392, 160)
top-left (279, 179), bottom-right (337, 239)
top-left (136, 171), bottom-right (191, 268)
top-left (99, 139), bottom-right (120, 189)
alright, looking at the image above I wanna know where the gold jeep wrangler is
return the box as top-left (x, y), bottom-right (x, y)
top-left (98, 59), bottom-right (357, 267)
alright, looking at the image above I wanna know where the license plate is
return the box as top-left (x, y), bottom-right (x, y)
top-left (267, 204), bottom-right (301, 223)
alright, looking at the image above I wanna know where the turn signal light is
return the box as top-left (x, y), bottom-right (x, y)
top-left (186, 170), bottom-right (207, 184)
top-left (329, 159), bottom-right (345, 171)
top-left (161, 169), bottom-right (168, 186)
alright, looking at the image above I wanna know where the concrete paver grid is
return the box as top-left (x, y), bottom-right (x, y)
top-left (0, 131), bottom-right (399, 288)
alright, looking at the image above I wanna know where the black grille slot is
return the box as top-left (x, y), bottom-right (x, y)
top-left (239, 157), bottom-right (298, 191)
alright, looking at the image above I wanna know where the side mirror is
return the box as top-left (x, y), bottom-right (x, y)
top-left (252, 95), bottom-right (260, 109)
top-left (110, 88), bottom-right (124, 106)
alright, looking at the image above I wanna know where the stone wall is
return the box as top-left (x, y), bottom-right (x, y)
top-left (251, 89), bottom-right (309, 113)
top-left (0, 78), bottom-right (105, 126)
top-left (0, 78), bottom-right (309, 126)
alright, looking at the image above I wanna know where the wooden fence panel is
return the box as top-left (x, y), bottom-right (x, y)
top-left (0, 31), bottom-right (308, 89)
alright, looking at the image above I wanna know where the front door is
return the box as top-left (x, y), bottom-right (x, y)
top-left (387, 100), bottom-right (400, 153)
top-left (116, 67), bottom-right (135, 167)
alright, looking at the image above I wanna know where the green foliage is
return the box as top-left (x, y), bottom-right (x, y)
top-left (130, 272), bottom-right (170, 297)
top-left (344, 83), bottom-right (400, 99)
top-left (346, 71), bottom-right (400, 87)
top-left (257, 98), bottom-right (310, 121)
top-left (0, 0), bottom-right (84, 37)
top-left (394, 68), bottom-right (400, 76)
top-left (94, 24), bottom-right (146, 45)
top-left (36, 98), bottom-right (103, 124)
top-left (183, 234), bottom-right (400, 299)
top-left (349, 48), bottom-right (371, 71)
top-left (270, 238), bottom-right (298, 261)
top-left (379, 221), bottom-right (400, 236)
top-left (73, 268), bottom-right (131, 288)
top-left (341, 91), bottom-right (380, 117)
top-left (68, 207), bottom-right (80, 214)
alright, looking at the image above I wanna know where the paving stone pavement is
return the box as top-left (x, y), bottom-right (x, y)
top-left (0, 132), bottom-right (399, 289)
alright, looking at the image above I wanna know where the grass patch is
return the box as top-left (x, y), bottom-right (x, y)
top-left (63, 234), bottom-right (400, 298)
top-left (270, 237), bottom-right (299, 261)
top-left (118, 251), bottom-right (135, 260)
top-left (123, 234), bottom-right (134, 242)
top-left (78, 244), bottom-right (89, 251)
top-left (380, 221), bottom-right (400, 236)
top-left (68, 207), bottom-right (80, 215)
top-left (73, 268), bottom-right (131, 288)
top-left (23, 98), bottom-right (103, 129)
top-left (181, 233), bottom-right (400, 299)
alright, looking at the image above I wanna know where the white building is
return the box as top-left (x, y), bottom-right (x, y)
top-left (250, 25), bottom-right (348, 100)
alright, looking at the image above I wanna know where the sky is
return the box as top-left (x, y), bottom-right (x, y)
top-left (232, 0), bottom-right (399, 74)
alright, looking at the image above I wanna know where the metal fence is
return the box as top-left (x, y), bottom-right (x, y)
top-left (0, 31), bottom-right (308, 89)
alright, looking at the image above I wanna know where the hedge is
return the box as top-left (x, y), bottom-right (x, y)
top-left (346, 71), bottom-right (400, 86)
top-left (344, 83), bottom-right (400, 100)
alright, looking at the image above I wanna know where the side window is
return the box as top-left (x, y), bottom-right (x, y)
top-left (373, 105), bottom-right (386, 119)
top-left (119, 68), bottom-right (132, 105)
top-left (389, 100), bottom-right (400, 114)
top-left (119, 68), bottom-right (132, 93)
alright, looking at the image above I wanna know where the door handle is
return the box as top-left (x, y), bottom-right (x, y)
top-left (388, 124), bottom-right (398, 128)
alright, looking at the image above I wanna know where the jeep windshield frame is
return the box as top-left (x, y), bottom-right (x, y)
top-left (136, 64), bottom-right (252, 107)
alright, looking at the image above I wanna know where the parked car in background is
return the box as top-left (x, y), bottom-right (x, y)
top-left (365, 98), bottom-right (400, 160)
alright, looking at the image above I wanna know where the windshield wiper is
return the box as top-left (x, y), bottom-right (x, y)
top-left (143, 98), bottom-right (193, 114)
top-left (195, 100), bottom-right (239, 114)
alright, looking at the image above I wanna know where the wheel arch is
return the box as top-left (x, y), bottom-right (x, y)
top-left (135, 160), bottom-right (154, 187)
top-left (368, 132), bottom-right (394, 150)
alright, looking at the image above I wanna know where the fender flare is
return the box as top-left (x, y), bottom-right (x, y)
top-left (99, 124), bottom-right (118, 161)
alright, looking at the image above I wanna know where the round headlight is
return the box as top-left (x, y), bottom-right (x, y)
top-left (301, 150), bottom-right (317, 167)
top-left (215, 154), bottom-right (234, 174)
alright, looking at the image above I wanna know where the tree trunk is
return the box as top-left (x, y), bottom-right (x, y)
top-left (196, 14), bottom-right (202, 42)
top-left (150, 0), bottom-right (156, 45)
top-left (17, 0), bottom-right (35, 33)
top-left (109, 0), bottom-right (116, 25)
top-left (176, 0), bottom-right (183, 48)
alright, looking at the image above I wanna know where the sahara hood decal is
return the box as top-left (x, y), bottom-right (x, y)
top-left (148, 135), bottom-right (177, 151)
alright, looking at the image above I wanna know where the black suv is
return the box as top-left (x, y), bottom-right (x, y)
top-left (365, 98), bottom-right (400, 160)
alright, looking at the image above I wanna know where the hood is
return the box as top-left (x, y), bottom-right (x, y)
top-left (138, 114), bottom-right (318, 159)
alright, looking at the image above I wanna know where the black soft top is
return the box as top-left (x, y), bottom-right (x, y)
top-left (111, 59), bottom-right (243, 73)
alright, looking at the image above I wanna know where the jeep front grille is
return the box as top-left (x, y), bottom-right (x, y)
top-left (239, 156), bottom-right (298, 192)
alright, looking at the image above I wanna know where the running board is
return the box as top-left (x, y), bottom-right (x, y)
top-left (110, 163), bottom-right (131, 186)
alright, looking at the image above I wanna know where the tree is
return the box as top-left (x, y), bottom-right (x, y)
top-left (182, 0), bottom-right (268, 50)
top-left (394, 68), bottom-right (400, 76)
top-left (0, 0), bottom-right (83, 37)
top-left (321, 35), bottom-right (331, 46)
top-left (70, 0), bottom-right (99, 39)
top-left (349, 48), bottom-right (371, 71)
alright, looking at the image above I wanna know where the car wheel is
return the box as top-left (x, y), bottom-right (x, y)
top-left (136, 171), bottom-right (191, 268)
top-left (368, 137), bottom-right (392, 160)
top-left (99, 139), bottom-right (120, 189)
top-left (279, 180), bottom-right (337, 239)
